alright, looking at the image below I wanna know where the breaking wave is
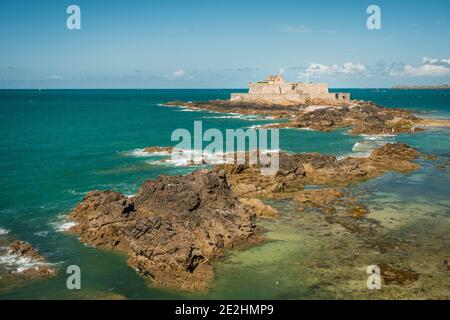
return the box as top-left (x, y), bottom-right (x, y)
top-left (0, 247), bottom-right (55, 274)
top-left (344, 134), bottom-right (397, 159)
top-left (202, 114), bottom-right (267, 121)
top-left (146, 149), bottom-right (281, 167)
top-left (0, 227), bottom-right (9, 236)
top-left (122, 148), bottom-right (174, 157)
top-left (51, 216), bottom-right (77, 233)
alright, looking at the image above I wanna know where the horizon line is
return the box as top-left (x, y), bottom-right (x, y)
top-left (0, 87), bottom-right (396, 90)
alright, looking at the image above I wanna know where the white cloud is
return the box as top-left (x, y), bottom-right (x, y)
top-left (306, 63), bottom-right (335, 75)
top-left (403, 64), bottom-right (450, 76)
top-left (423, 57), bottom-right (450, 66)
top-left (422, 57), bottom-right (439, 65)
top-left (165, 69), bottom-right (186, 80)
top-left (278, 68), bottom-right (286, 75)
top-left (393, 57), bottom-right (450, 77)
top-left (305, 62), bottom-right (366, 76)
top-left (341, 62), bottom-right (366, 74)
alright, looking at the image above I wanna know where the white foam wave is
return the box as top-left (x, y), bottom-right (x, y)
top-left (203, 114), bottom-right (265, 121)
top-left (0, 227), bottom-right (9, 236)
top-left (146, 149), bottom-right (281, 167)
top-left (361, 134), bottom-right (397, 140)
top-left (0, 250), bottom-right (53, 274)
top-left (178, 107), bottom-right (202, 112)
top-left (122, 148), bottom-right (173, 158)
top-left (352, 142), bottom-right (375, 153)
top-left (52, 220), bottom-right (77, 233)
top-left (66, 189), bottom-right (86, 196)
top-left (345, 134), bottom-right (397, 159)
top-left (34, 231), bottom-right (49, 237)
top-left (123, 149), bottom-right (156, 157)
top-left (203, 115), bottom-right (243, 119)
top-left (337, 151), bottom-right (371, 160)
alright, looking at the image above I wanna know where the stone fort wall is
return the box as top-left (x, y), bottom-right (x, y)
top-left (230, 75), bottom-right (350, 105)
top-left (230, 92), bottom-right (350, 105)
top-left (249, 82), bottom-right (329, 95)
top-left (230, 93), bottom-right (308, 104)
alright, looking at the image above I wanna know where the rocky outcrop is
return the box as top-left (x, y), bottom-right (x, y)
top-left (293, 188), bottom-right (344, 207)
top-left (370, 142), bottom-right (421, 161)
top-left (212, 143), bottom-right (422, 233)
top-left (239, 198), bottom-right (279, 218)
top-left (270, 102), bottom-right (423, 134)
top-left (369, 142), bottom-right (422, 172)
top-left (69, 170), bottom-right (256, 292)
top-left (164, 99), bottom-right (446, 135)
top-left (214, 143), bottom-right (422, 199)
top-left (164, 100), bottom-right (301, 118)
top-left (143, 146), bottom-right (175, 154)
top-left (7, 240), bottom-right (57, 278)
top-left (68, 143), bottom-right (422, 292)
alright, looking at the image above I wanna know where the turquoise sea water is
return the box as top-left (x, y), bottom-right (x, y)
top-left (0, 89), bottom-right (449, 299)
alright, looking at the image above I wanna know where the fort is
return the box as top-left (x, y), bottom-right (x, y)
top-left (230, 74), bottom-right (350, 105)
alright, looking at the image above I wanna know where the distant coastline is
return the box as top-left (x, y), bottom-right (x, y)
top-left (392, 84), bottom-right (450, 90)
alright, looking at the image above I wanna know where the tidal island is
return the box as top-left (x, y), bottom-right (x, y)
top-left (165, 74), bottom-right (450, 134)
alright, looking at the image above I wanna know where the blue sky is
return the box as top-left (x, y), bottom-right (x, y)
top-left (1, 0), bottom-right (449, 88)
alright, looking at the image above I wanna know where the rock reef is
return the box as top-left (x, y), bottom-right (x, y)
top-left (164, 99), bottom-right (450, 134)
top-left (214, 143), bottom-right (421, 200)
top-left (6, 240), bottom-right (57, 278)
top-left (69, 170), bottom-right (257, 292)
top-left (68, 143), bottom-right (423, 292)
top-left (143, 146), bottom-right (175, 154)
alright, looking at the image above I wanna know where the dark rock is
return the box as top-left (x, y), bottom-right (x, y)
top-left (69, 170), bottom-right (256, 292)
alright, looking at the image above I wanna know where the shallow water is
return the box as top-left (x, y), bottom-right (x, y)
top-left (0, 89), bottom-right (449, 299)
